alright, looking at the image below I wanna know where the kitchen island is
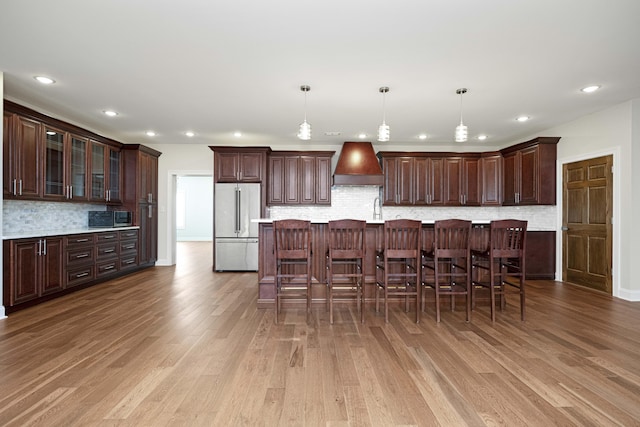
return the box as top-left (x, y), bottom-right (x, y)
top-left (255, 219), bottom-right (555, 308)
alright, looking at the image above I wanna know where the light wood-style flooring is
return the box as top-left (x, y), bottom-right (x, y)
top-left (1, 242), bottom-right (639, 426)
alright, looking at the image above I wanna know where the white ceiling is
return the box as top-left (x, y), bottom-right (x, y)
top-left (2, 0), bottom-right (640, 150)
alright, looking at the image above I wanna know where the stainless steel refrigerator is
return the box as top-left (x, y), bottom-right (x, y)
top-left (214, 183), bottom-right (260, 271)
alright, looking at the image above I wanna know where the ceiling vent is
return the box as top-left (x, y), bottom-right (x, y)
top-left (333, 141), bottom-right (383, 186)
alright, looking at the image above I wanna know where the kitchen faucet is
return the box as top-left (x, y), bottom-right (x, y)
top-left (373, 197), bottom-right (382, 220)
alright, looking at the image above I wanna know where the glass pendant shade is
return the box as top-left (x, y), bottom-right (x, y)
top-left (455, 122), bottom-right (468, 142)
top-left (298, 119), bottom-right (311, 140)
top-left (378, 122), bottom-right (390, 142)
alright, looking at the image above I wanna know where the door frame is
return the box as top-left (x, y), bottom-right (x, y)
top-left (556, 147), bottom-right (620, 297)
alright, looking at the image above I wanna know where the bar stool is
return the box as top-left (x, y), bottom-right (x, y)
top-left (421, 219), bottom-right (472, 322)
top-left (471, 219), bottom-right (527, 321)
top-left (375, 219), bottom-right (421, 323)
top-left (326, 219), bottom-right (366, 324)
top-left (273, 219), bottom-right (312, 324)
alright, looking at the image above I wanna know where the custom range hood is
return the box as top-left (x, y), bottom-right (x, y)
top-left (333, 141), bottom-right (384, 186)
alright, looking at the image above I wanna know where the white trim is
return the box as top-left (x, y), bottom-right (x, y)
top-left (165, 170), bottom-right (213, 266)
top-left (556, 147), bottom-right (622, 298)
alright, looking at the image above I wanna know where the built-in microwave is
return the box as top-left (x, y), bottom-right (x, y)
top-left (88, 211), bottom-right (132, 228)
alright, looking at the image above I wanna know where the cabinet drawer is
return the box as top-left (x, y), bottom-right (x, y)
top-left (96, 242), bottom-right (118, 260)
top-left (96, 232), bottom-right (118, 243)
top-left (119, 229), bottom-right (139, 240)
top-left (65, 234), bottom-right (95, 247)
top-left (96, 259), bottom-right (118, 277)
top-left (66, 247), bottom-right (95, 265)
top-left (66, 265), bottom-right (95, 287)
top-left (120, 239), bottom-right (138, 253)
top-left (120, 255), bottom-right (138, 270)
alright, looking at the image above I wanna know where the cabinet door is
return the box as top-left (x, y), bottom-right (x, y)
top-left (284, 156), bottom-right (300, 204)
top-left (3, 112), bottom-right (14, 197)
top-left (139, 203), bottom-right (158, 265)
top-left (41, 237), bottom-right (64, 295)
top-left (397, 157), bottom-right (414, 205)
top-left (107, 147), bottom-right (121, 203)
top-left (443, 157), bottom-right (462, 205)
top-left (382, 157), bottom-right (398, 205)
top-left (429, 158), bottom-right (445, 205)
top-left (414, 157), bottom-right (429, 205)
top-left (69, 135), bottom-right (88, 201)
top-left (300, 156), bottom-right (315, 204)
top-left (462, 157), bottom-right (481, 206)
top-left (502, 151), bottom-right (518, 205)
top-left (90, 140), bottom-right (107, 201)
top-left (11, 239), bottom-right (40, 304)
top-left (146, 152), bottom-right (158, 202)
top-left (15, 116), bottom-right (42, 198)
top-left (215, 152), bottom-right (240, 182)
top-left (238, 152), bottom-right (263, 182)
top-left (315, 156), bottom-right (332, 205)
top-left (43, 128), bottom-right (66, 199)
top-left (267, 155), bottom-right (285, 204)
top-left (519, 146), bottom-right (539, 204)
top-left (481, 155), bottom-right (502, 206)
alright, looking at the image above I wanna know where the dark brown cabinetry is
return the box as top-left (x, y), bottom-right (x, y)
top-left (380, 153), bottom-right (481, 206)
top-left (480, 153), bottom-right (503, 206)
top-left (501, 137), bottom-right (559, 205)
top-left (3, 101), bottom-right (124, 205)
top-left (3, 112), bottom-right (42, 199)
top-left (3, 237), bottom-right (64, 305)
top-left (90, 140), bottom-right (121, 203)
top-left (122, 145), bottom-right (161, 266)
top-left (3, 229), bottom-right (142, 311)
top-left (214, 148), bottom-right (268, 183)
top-left (267, 151), bottom-right (334, 205)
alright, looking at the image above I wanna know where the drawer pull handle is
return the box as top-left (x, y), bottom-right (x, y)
top-left (76, 254), bottom-right (89, 258)
top-left (124, 260), bottom-right (135, 264)
top-left (103, 236), bottom-right (115, 239)
top-left (104, 249), bottom-right (115, 253)
top-left (75, 238), bottom-right (90, 243)
top-left (123, 245), bottom-right (134, 250)
top-left (76, 272), bottom-right (89, 278)
top-left (104, 265), bottom-right (115, 270)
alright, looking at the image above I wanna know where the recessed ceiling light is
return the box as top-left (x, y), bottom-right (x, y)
top-left (358, 133), bottom-right (367, 139)
top-left (145, 131), bottom-right (156, 137)
top-left (34, 76), bottom-right (55, 85)
top-left (516, 116), bottom-right (530, 122)
top-left (103, 110), bottom-right (118, 117)
top-left (477, 134), bottom-right (488, 141)
top-left (233, 132), bottom-right (242, 137)
top-left (581, 85), bottom-right (601, 93)
top-left (185, 131), bottom-right (195, 137)
top-left (418, 134), bottom-right (428, 140)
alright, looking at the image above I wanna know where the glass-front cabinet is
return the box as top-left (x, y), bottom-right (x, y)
top-left (43, 128), bottom-right (88, 201)
top-left (90, 140), bottom-right (121, 203)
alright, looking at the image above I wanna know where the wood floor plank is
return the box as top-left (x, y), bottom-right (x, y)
top-left (1, 242), bottom-right (640, 426)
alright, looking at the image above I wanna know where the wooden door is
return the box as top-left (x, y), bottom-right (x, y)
top-left (562, 155), bottom-right (613, 293)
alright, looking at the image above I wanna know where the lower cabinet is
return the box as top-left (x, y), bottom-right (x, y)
top-left (3, 237), bottom-right (64, 305)
top-left (3, 228), bottom-right (142, 311)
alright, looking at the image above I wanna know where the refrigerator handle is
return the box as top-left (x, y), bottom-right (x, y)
top-left (235, 187), bottom-right (240, 234)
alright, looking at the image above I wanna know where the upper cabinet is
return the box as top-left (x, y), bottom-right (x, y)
top-left (89, 140), bottom-right (121, 204)
top-left (3, 101), bottom-right (124, 205)
top-left (480, 153), bottom-right (503, 206)
top-left (212, 147), bottom-right (269, 183)
top-left (267, 151), bottom-right (334, 205)
top-left (3, 112), bottom-right (42, 199)
top-left (501, 137), bottom-right (559, 205)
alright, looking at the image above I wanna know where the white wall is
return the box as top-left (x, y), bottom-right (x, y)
top-left (534, 99), bottom-right (639, 300)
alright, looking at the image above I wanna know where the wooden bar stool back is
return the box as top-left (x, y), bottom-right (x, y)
top-left (375, 219), bottom-right (421, 323)
top-left (422, 219), bottom-right (472, 322)
top-left (471, 219), bottom-right (527, 321)
top-left (326, 219), bottom-right (366, 324)
top-left (273, 219), bottom-right (312, 324)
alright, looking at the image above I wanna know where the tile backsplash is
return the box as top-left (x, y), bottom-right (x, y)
top-left (268, 186), bottom-right (557, 231)
top-left (3, 200), bottom-right (106, 234)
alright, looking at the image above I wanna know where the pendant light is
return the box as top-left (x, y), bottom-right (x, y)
top-left (455, 88), bottom-right (468, 142)
top-left (297, 85), bottom-right (311, 140)
top-left (378, 86), bottom-right (390, 142)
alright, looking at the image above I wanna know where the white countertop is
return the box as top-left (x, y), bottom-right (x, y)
top-left (3, 226), bottom-right (140, 240)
